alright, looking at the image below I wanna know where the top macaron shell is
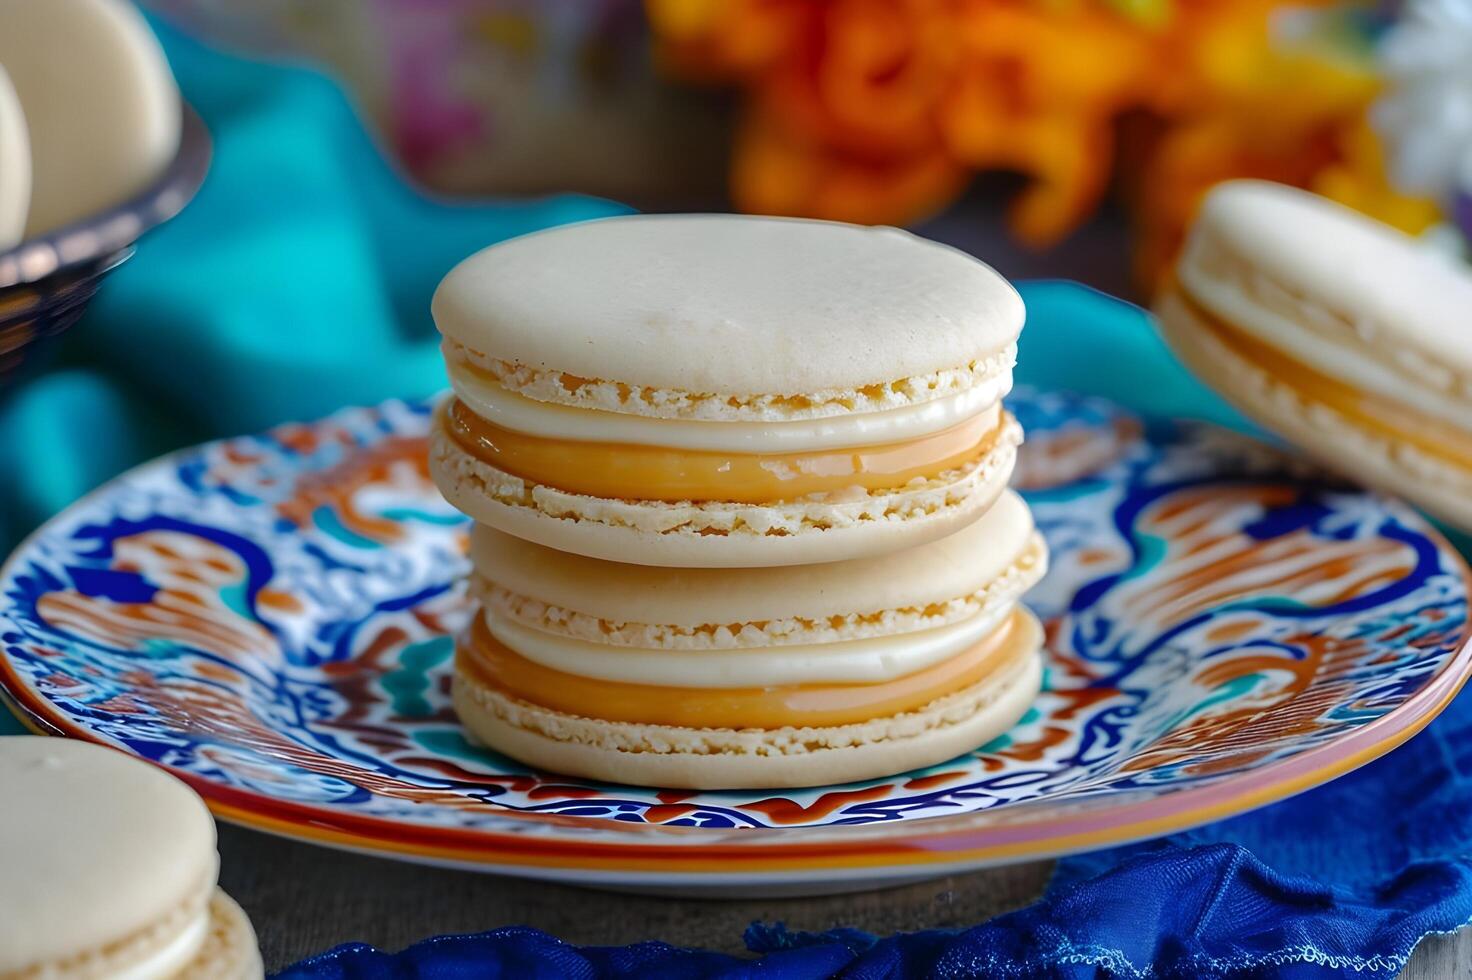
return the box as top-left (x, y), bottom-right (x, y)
top-left (1178, 180), bottom-right (1472, 421)
top-left (0, 737), bottom-right (216, 975)
top-left (0, 0), bottom-right (181, 238)
top-left (433, 214), bottom-right (1023, 407)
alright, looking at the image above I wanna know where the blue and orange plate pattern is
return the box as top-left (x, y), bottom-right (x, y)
top-left (1, 388), bottom-right (1468, 894)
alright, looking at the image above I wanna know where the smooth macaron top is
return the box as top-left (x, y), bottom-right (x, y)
top-left (1179, 180), bottom-right (1472, 398)
top-left (471, 487), bottom-right (1039, 634)
top-left (0, 737), bottom-right (216, 974)
top-left (0, 64), bottom-right (28, 250)
top-left (433, 214), bottom-right (1023, 413)
top-left (0, 0), bottom-right (180, 237)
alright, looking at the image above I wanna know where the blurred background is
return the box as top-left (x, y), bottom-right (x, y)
top-left (139, 0), bottom-right (1471, 300)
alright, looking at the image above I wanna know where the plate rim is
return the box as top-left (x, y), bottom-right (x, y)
top-left (2, 404), bottom-right (1470, 881)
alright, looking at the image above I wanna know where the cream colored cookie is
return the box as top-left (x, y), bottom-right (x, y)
top-left (470, 486), bottom-right (1045, 649)
top-left (431, 214), bottom-right (1025, 565)
top-left (0, 736), bottom-right (263, 980)
top-left (177, 892), bottom-right (263, 980)
top-left (454, 614), bottom-right (1043, 790)
top-left (1158, 289), bottom-right (1472, 529)
top-left (0, 64), bottom-right (28, 250)
top-left (0, 0), bottom-right (180, 236)
top-left (1178, 181), bottom-right (1472, 422)
top-left (454, 493), bottom-right (1048, 788)
top-left (433, 214), bottom-right (1022, 407)
top-left (1159, 180), bottom-right (1472, 531)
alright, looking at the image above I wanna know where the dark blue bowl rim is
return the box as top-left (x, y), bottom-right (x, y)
top-left (0, 102), bottom-right (211, 289)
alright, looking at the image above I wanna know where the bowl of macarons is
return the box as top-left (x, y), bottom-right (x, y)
top-left (0, 0), bottom-right (209, 389)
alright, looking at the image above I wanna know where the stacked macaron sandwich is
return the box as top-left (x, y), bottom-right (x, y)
top-left (429, 215), bottom-right (1048, 789)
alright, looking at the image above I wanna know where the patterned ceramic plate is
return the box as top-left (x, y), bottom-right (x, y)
top-left (2, 389), bottom-right (1469, 895)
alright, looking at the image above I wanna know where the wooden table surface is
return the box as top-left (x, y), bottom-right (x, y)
top-left (220, 824), bottom-right (1471, 977)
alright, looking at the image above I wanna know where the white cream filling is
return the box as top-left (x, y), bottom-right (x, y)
top-left (448, 359), bottom-right (1012, 452)
top-left (483, 601), bottom-right (1017, 688)
top-left (1184, 271), bottom-right (1472, 431)
top-left (108, 907), bottom-right (209, 980)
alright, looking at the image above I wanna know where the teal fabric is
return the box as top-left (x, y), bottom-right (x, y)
top-left (0, 21), bottom-right (627, 734)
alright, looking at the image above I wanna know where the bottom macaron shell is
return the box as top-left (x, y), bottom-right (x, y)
top-left (451, 632), bottom-right (1043, 790)
top-left (179, 891), bottom-right (263, 980)
top-left (1157, 290), bottom-right (1472, 532)
top-left (428, 413), bottom-right (1021, 567)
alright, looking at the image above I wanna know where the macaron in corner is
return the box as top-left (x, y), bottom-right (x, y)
top-left (453, 489), bottom-right (1048, 789)
top-left (0, 64), bottom-right (28, 251)
top-left (0, 736), bottom-right (263, 980)
top-left (0, 0), bottom-right (180, 237)
top-left (430, 214), bottom-right (1025, 567)
top-left (1156, 180), bottom-right (1472, 532)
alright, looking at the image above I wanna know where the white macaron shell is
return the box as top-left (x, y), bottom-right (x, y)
top-left (1182, 181), bottom-right (1472, 398)
top-left (470, 488), bottom-right (1037, 626)
top-left (0, 737), bottom-right (216, 975)
top-left (106, 910), bottom-right (209, 980)
top-left (433, 214), bottom-right (1023, 398)
top-left (1182, 269), bottom-right (1472, 432)
top-left (0, 63), bottom-right (28, 250)
top-left (1158, 287), bottom-right (1472, 532)
top-left (0, 0), bottom-right (180, 237)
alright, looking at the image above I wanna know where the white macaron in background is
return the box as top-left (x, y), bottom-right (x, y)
top-left (0, 0), bottom-right (181, 243)
top-left (1156, 179), bottom-right (1472, 533)
top-left (0, 736), bottom-right (263, 979)
top-left (0, 63), bottom-right (28, 251)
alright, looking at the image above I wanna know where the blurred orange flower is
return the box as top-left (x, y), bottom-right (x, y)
top-left (647, 0), bottom-right (1440, 290)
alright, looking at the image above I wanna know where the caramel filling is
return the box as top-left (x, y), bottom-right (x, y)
top-left (1180, 288), bottom-right (1472, 465)
top-left (456, 610), bottom-right (1032, 729)
top-left (443, 397), bottom-right (1005, 504)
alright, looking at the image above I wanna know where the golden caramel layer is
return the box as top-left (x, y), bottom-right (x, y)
top-left (455, 610), bottom-right (1032, 730)
top-left (1180, 288), bottom-right (1472, 465)
top-left (444, 398), bottom-right (1004, 504)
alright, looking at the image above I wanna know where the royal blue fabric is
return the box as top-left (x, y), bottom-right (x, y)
top-left (3, 17), bottom-right (1472, 980)
top-left (277, 826), bottom-right (1472, 978)
top-left (277, 828), bottom-right (1472, 978)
